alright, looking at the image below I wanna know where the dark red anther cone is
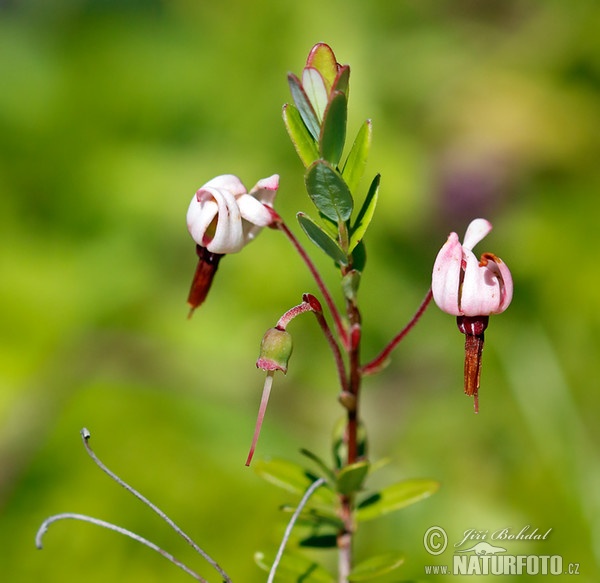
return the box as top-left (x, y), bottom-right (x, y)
top-left (187, 245), bottom-right (224, 317)
top-left (457, 315), bottom-right (489, 413)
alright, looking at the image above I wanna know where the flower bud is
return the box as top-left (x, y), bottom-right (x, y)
top-left (256, 327), bottom-right (293, 374)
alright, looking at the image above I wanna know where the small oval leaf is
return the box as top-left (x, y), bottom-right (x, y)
top-left (356, 478), bottom-right (440, 522)
top-left (298, 213), bottom-right (348, 265)
top-left (306, 43), bottom-right (338, 91)
top-left (342, 119), bottom-right (372, 196)
top-left (349, 174), bottom-right (380, 253)
top-left (305, 159), bottom-right (353, 222)
top-left (319, 91), bottom-right (347, 167)
top-left (302, 67), bottom-right (328, 121)
top-left (337, 461), bottom-right (370, 495)
top-left (283, 104), bottom-right (319, 167)
top-left (288, 73), bottom-right (320, 141)
top-left (348, 552), bottom-right (405, 581)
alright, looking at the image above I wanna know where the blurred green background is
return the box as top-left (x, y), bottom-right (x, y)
top-left (1, 0), bottom-right (599, 581)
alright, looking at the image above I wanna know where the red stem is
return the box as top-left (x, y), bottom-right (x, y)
top-left (269, 210), bottom-right (349, 349)
top-left (360, 288), bottom-right (433, 376)
top-left (311, 308), bottom-right (349, 393)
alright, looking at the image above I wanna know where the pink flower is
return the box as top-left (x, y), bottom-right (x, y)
top-left (432, 218), bottom-right (513, 413)
top-left (187, 174), bottom-right (279, 254)
top-left (432, 218), bottom-right (513, 317)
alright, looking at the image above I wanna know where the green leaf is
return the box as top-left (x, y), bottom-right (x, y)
top-left (288, 73), bottom-right (320, 141)
top-left (302, 67), bottom-right (329, 121)
top-left (355, 479), bottom-right (440, 522)
top-left (369, 457), bottom-right (392, 474)
top-left (342, 120), bottom-right (372, 195)
top-left (332, 418), bottom-right (368, 470)
top-left (341, 270), bottom-right (361, 301)
top-left (255, 551), bottom-right (335, 583)
top-left (332, 65), bottom-right (350, 97)
top-left (349, 174), bottom-right (380, 252)
top-left (254, 458), bottom-right (316, 495)
top-left (306, 43), bottom-right (338, 91)
top-left (300, 448), bottom-right (337, 483)
top-left (350, 240), bottom-right (367, 273)
top-left (337, 461), bottom-right (370, 495)
top-left (280, 505), bottom-right (344, 529)
top-left (348, 552), bottom-right (405, 581)
top-left (283, 104), bottom-right (319, 167)
top-left (319, 91), bottom-right (347, 167)
top-left (305, 159), bottom-right (353, 223)
top-left (297, 213), bottom-right (348, 266)
top-left (300, 534), bottom-right (338, 548)
top-left (254, 458), bottom-right (336, 507)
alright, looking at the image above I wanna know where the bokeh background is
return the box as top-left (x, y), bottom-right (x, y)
top-left (2, 0), bottom-right (599, 581)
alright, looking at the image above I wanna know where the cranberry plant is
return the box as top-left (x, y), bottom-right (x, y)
top-left (37, 43), bottom-right (512, 583)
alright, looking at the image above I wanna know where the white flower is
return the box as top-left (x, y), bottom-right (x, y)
top-left (187, 174), bottom-right (279, 254)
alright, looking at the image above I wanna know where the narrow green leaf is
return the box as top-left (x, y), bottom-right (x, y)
top-left (283, 104), bottom-right (319, 167)
top-left (337, 461), bottom-right (370, 495)
top-left (369, 457), bottom-right (392, 474)
top-left (297, 213), bottom-right (348, 266)
top-left (302, 67), bottom-right (328, 121)
top-left (305, 159), bottom-right (353, 222)
top-left (319, 91), bottom-right (347, 167)
top-left (253, 458), bottom-right (314, 495)
top-left (350, 240), bottom-right (367, 273)
top-left (348, 552), bottom-right (405, 581)
top-left (342, 119), bottom-right (372, 195)
top-left (255, 551), bottom-right (335, 583)
top-left (288, 73), bottom-right (320, 141)
top-left (356, 479), bottom-right (440, 522)
top-left (349, 174), bottom-right (380, 253)
top-left (332, 418), bottom-right (368, 469)
top-left (280, 505), bottom-right (344, 529)
top-left (300, 448), bottom-right (337, 483)
top-left (332, 65), bottom-right (350, 97)
top-left (300, 534), bottom-right (338, 548)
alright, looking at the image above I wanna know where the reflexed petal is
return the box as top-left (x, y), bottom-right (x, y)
top-left (249, 174), bottom-right (279, 207)
top-left (495, 258), bottom-right (513, 312)
top-left (462, 218), bottom-right (492, 252)
top-left (484, 255), bottom-right (513, 313)
top-left (237, 194), bottom-right (273, 227)
top-left (187, 195), bottom-right (218, 246)
top-left (461, 253), bottom-right (502, 316)
top-left (431, 233), bottom-right (463, 316)
top-left (206, 187), bottom-right (245, 253)
top-left (202, 174), bottom-right (247, 196)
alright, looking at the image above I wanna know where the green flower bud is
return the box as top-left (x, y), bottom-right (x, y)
top-left (256, 327), bottom-right (293, 374)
